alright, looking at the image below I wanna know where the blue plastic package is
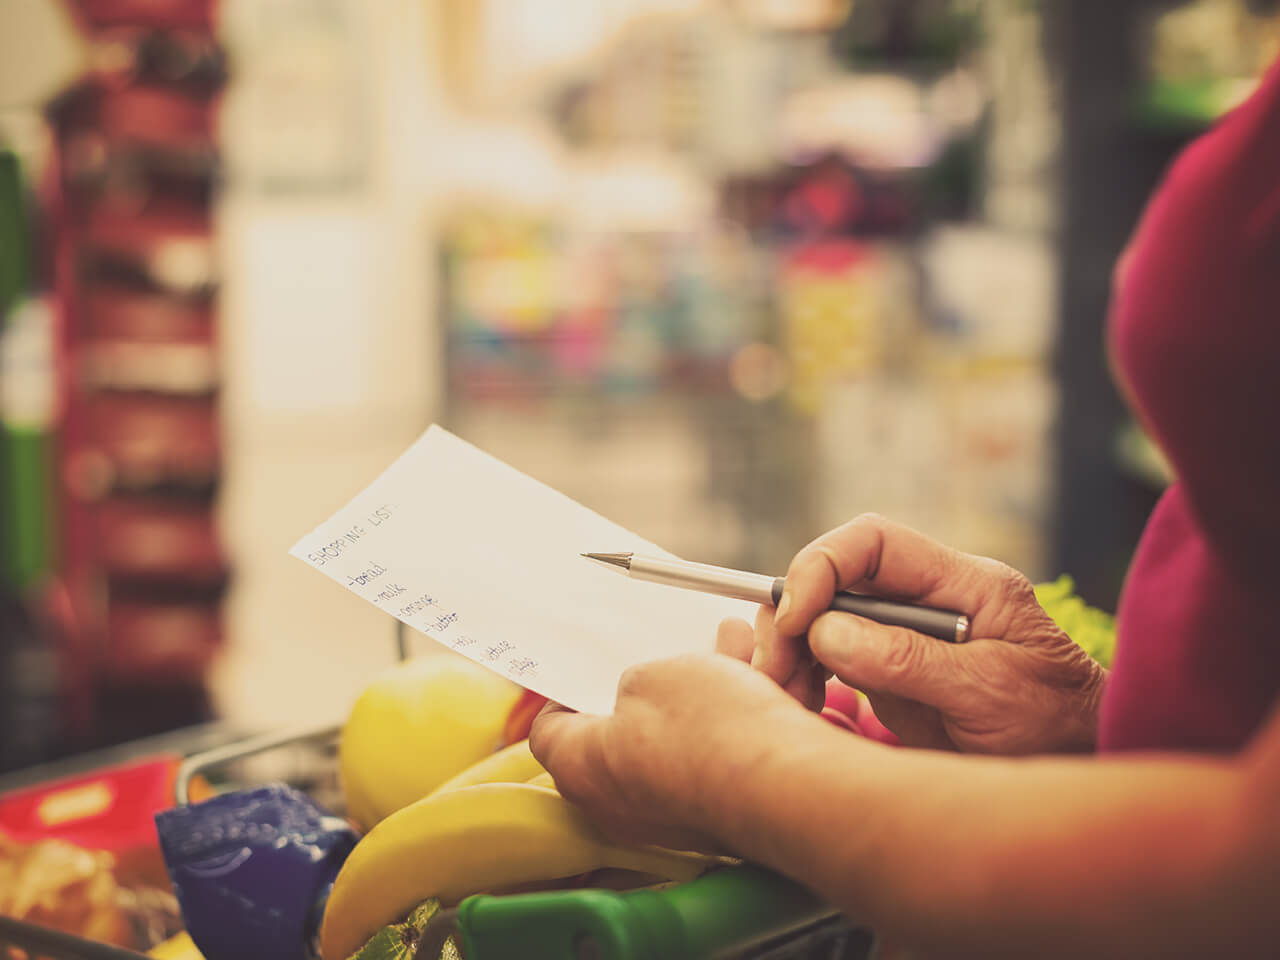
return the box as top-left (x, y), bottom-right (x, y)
top-left (155, 783), bottom-right (357, 960)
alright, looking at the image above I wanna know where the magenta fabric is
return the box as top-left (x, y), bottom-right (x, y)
top-left (1099, 58), bottom-right (1280, 752)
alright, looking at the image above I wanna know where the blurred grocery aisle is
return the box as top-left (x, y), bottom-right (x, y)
top-left (211, 0), bottom-right (444, 728)
top-left (2, 0), bottom-right (1278, 757)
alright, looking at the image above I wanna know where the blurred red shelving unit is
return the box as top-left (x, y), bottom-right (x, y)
top-left (46, 0), bottom-right (227, 749)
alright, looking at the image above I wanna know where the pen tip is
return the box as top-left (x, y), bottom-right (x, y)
top-left (581, 552), bottom-right (632, 570)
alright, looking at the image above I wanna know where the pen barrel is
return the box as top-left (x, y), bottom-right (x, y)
top-left (769, 578), bottom-right (967, 644)
top-left (629, 555), bottom-right (776, 605)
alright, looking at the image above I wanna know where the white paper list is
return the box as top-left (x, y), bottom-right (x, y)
top-left (289, 425), bottom-right (756, 715)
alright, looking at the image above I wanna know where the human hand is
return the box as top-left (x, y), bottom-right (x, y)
top-left (529, 636), bottom-right (820, 851)
top-left (754, 513), bottom-right (1106, 754)
top-left (716, 609), bottom-right (828, 712)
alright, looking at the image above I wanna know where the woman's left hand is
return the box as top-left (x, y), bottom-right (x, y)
top-left (529, 620), bottom-right (814, 851)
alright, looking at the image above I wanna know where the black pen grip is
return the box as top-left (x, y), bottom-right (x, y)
top-left (769, 578), bottom-right (968, 643)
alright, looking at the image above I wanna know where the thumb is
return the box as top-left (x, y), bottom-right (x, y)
top-left (808, 612), bottom-right (966, 711)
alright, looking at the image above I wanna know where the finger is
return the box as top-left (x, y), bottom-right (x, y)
top-left (807, 612), bottom-right (972, 714)
top-left (528, 700), bottom-right (594, 771)
top-left (807, 658), bottom-right (829, 711)
top-left (715, 617), bottom-right (755, 663)
top-left (864, 691), bottom-right (954, 751)
top-left (781, 658), bottom-right (828, 713)
top-left (776, 514), bottom-right (957, 635)
top-left (749, 601), bottom-right (806, 687)
top-left (535, 698), bottom-right (573, 721)
top-left (775, 514), bottom-right (1020, 638)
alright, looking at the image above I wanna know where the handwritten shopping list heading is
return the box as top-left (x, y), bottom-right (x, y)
top-left (290, 425), bottom-right (754, 715)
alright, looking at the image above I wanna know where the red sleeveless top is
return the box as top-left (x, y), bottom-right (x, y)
top-left (1100, 58), bottom-right (1280, 752)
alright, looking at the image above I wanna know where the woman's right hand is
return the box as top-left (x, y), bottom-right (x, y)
top-left (753, 514), bottom-right (1107, 755)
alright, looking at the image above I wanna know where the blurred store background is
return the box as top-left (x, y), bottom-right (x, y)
top-left (1, 0), bottom-right (1278, 766)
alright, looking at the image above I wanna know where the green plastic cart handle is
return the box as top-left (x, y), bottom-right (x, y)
top-left (457, 865), bottom-right (844, 960)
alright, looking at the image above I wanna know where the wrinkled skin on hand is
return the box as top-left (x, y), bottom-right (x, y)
top-left (530, 513), bottom-right (1109, 851)
top-left (755, 513), bottom-right (1107, 754)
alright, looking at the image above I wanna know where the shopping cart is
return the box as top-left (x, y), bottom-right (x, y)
top-left (1, 636), bottom-right (876, 959)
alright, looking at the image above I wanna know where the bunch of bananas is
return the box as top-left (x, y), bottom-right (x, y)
top-left (322, 743), bottom-right (711, 960)
top-left (322, 656), bottom-right (714, 959)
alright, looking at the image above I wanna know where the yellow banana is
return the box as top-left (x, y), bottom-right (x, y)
top-left (320, 782), bottom-right (712, 960)
top-left (429, 738), bottom-right (545, 797)
top-left (525, 770), bottom-right (556, 790)
top-left (339, 654), bottom-right (522, 829)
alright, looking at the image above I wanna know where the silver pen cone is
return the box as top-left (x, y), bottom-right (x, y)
top-left (582, 552), bottom-right (632, 572)
top-left (582, 551), bottom-right (776, 604)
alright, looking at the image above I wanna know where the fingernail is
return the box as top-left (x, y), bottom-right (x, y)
top-left (774, 589), bottom-right (792, 624)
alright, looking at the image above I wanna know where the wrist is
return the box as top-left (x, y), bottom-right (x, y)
top-left (687, 704), bottom-right (788, 844)
top-left (697, 707), bottom-right (860, 857)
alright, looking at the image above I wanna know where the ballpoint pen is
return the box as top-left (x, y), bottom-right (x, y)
top-left (582, 551), bottom-right (969, 644)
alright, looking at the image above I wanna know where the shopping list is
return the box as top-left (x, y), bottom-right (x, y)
top-left (289, 425), bottom-right (756, 715)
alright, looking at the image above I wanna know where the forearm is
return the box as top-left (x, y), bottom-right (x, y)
top-left (710, 714), bottom-right (1270, 958)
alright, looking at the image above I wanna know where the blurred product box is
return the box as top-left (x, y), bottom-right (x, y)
top-left (779, 238), bottom-right (887, 414)
top-left (0, 755), bottom-right (192, 950)
top-left (82, 394), bottom-right (220, 495)
top-left (96, 497), bottom-right (227, 585)
top-left (82, 341), bottom-right (218, 395)
top-left (99, 85), bottom-right (217, 149)
top-left (80, 210), bottom-right (215, 295)
top-left (63, 133), bottom-right (217, 216)
top-left (55, 83), bottom-right (219, 155)
top-left (87, 26), bottom-right (226, 93)
top-left (84, 290), bottom-right (214, 343)
top-left (72, 0), bottom-right (217, 32)
top-left (0, 756), bottom-right (180, 885)
top-left (105, 598), bottom-right (221, 681)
